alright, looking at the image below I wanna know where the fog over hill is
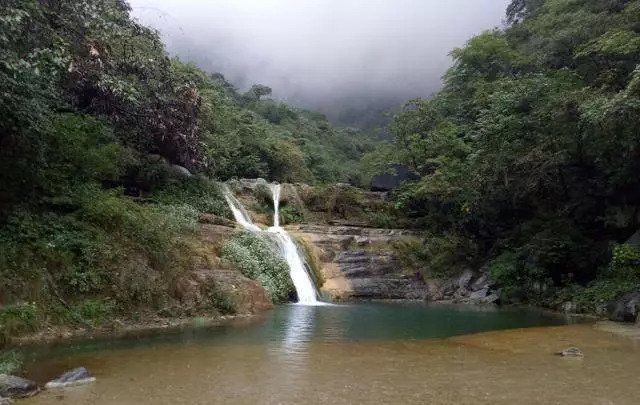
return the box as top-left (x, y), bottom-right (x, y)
top-left (129, 0), bottom-right (509, 127)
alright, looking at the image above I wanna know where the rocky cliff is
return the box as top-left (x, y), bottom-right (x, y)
top-left (288, 224), bottom-right (427, 300)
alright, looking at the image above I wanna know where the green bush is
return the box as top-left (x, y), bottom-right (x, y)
top-left (220, 233), bottom-right (294, 303)
top-left (609, 244), bottom-right (640, 279)
top-left (367, 211), bottom-right (397, 229)
top-left (489, 250), bottom-right (549, 300)
top-left (76, 299), bottom-right (116, 326)
top-left (0, 187), bottom-right (201, 317)
top-left (559, 244), bottom-right (640, 313)
top-left (207, 287), bottom-right (237, 315)
top-left (151, 177), bottom-right (230, 218)
top-left (279, 204), bottom-right (306, 225)
top-left (0, 350), bottom-right (24, 374)
top-left (0, 303), bottom-right (39, 344)
top-left (401, 233), bottom-right (479, 278)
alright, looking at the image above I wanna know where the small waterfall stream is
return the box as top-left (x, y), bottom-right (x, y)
top-left (222, 183), bottom-right (321, 305)
top-left (267, 184), bottom-right (319, 305)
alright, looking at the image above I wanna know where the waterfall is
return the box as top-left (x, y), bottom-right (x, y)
top-left (222, 186), bottom-right (262, 233)
top-left (222, 183), bottom-right (321, 305)
top-left (267, 184), bottom-right (319, 305)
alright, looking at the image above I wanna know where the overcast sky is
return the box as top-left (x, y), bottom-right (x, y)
top-left (129, 0), bottom-right (510, 122)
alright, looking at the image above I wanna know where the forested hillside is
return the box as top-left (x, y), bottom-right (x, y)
top-left (376, 0), bottom-right (640, 310)
top-left (3, 0), bottom-right (640, 345)
top-left (0, 0), bottom-right (370, 340)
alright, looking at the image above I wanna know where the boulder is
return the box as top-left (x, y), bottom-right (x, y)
top-left (470, 273), bottom-right (492, 291)
top-left (483, 291), bottom-right (501, 304)
top-left (556, 347), bottom-right (584, 357)
top-left (0, 396), bottom-right (13, 405)
top-left (469, 288), bottom-right (489, 301)
top-left (0, 375), bottom-right (39, 398)
top-left (608, 292), bottom-right (640, 323)
top-left (457, 270), bottom-right (475, 289)
top-left (169, 164), bottom-right (192, 178)
top-left (425, 279), bottom-right (456, 301)
top-left (464, 287), bottom-right (500, 305)
top-left (626, 230), bottom-right (640, 249)
top-left (45, 367), bottom-right (95, 389)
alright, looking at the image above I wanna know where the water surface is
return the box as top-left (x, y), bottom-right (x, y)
top-left (21, 303), bottom-right (640, 404)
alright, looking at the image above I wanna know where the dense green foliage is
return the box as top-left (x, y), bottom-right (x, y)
top-left (378, 0), bottom-right (640, 307)
top-left (220, 233), bottom-right (294, 303)
top-left (0, 0), bottom-right (371, 342)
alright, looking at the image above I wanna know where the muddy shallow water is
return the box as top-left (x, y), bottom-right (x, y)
top-left (20, 303), bottom-right (640, 404)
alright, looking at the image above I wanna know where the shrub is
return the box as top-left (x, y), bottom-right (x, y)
top-left (220, 233), bottom-right (294, 303)
top-left (489, 250), bottom-right (551, 300)
top-left (151, 177), bottom-right (230, 218)
top-left (559, 244), bottom-right (640, 313)
top-left (207, 286), bottom-right (237, 315)
top-left (0, 303), bottom-right (39, 344)
top-left (405, 233), bottom-right (479, 278)
top-left (0, 187), bottom-right (201, 319)
top-left (279, 204), bottom-right (306, 225)
top-left (76, 299), bottom-right (116, 326)
top-left (609, 244), bottom-right (640, 279)
top-left (0, 350), bottom-right (23, 374)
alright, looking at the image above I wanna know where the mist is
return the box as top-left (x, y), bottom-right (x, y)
top-left (129, 0), bottom-right (510, 126)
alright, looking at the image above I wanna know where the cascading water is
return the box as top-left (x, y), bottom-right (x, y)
top-left (222, 183), bottom-right (321, 305)
top-left (267, 184), bottom-right (319, 305)
top-left (222, 185), bottom-right (262, 233)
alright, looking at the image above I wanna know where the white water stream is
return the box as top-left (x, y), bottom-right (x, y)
top-left (222, 184), bottom-right (321, 305)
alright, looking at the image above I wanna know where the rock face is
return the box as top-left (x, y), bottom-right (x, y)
top-left (288, 224), bottom-right (428, 300)
top-left (626, 230), bottom-right (640, 249)
top-left (173, 224), bottom-right (273, 315)
top-left (0, 375), bottom-right (39, 398)
top-left (425, 270), bottom-right (500, 304)
top-left (45, 367), bottom-right (95, 389)
top-left (608, 292), bottom-right (640, 323)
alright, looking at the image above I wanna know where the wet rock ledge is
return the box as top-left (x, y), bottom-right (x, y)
top-left (288, 224), bottom-right (501, 303)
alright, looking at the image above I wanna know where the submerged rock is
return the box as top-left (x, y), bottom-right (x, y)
top-left (0, 396), bottom-right (13, 404)
top-left (0, 374), bottom-right (39, 398)
top-left (608, 292), bottom-right (640, 323)
top-left (45, 367), bottom-right (95, 389)
top-left (556, 347), bottom-right (584, 357)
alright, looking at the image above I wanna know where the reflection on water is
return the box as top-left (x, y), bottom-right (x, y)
top-left (23, 303), bottom-right (638, 405)
top-left (282, 304), bottom-right (317, 349)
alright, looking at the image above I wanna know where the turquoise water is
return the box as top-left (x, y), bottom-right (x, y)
top-left (26, 302), bottom-right (567, 365)
top-left (22, 303), bottom-right (599, 405)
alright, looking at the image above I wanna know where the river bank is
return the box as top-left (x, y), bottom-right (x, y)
top-left (7, 312), bottom-right (261, 348)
